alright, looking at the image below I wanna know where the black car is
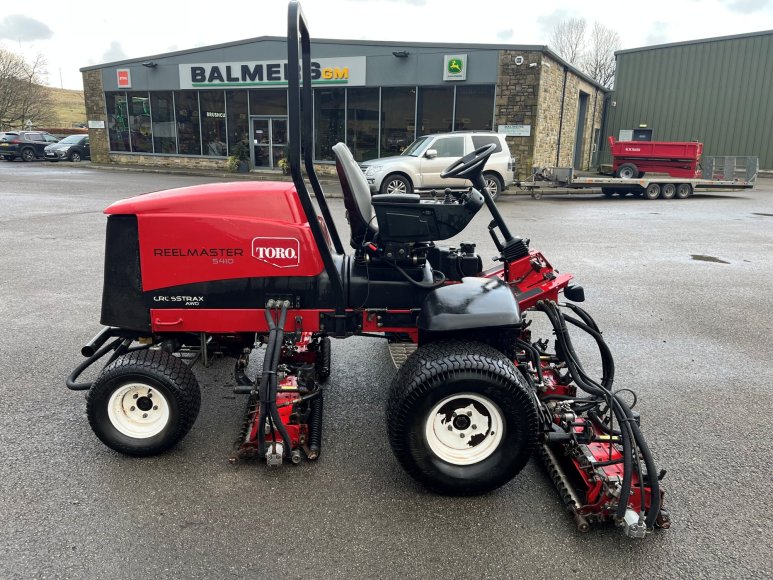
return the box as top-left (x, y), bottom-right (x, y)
top-left (44, 134), bottom-right (90, 162)
top-left (0, 131), bottom-right (59, 161)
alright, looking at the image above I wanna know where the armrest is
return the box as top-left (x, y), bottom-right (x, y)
top-left (372, 193), bottom-right (421, 204)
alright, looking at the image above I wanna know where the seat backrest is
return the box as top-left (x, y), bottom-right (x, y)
top-left (332, 142), bottom-right (377, 247)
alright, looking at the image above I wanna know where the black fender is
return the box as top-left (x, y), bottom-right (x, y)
top-left (417, 277), bottom-right (520, 332)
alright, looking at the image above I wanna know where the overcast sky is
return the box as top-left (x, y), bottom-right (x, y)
top-left (1, 0), bottom-right (772, 90)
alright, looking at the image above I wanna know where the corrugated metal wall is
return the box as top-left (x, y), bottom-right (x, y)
top-left (603, 31), bottom-right (773, 169)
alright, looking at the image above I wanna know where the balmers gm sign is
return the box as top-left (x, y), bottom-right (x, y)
top-left (179, 57), bottom-right (366, 89)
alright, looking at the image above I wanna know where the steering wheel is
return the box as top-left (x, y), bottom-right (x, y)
top-left (440, 143), bottom-right (497, 180)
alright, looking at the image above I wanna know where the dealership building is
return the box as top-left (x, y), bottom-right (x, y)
top-left (81, 36), bottom-right (606, 178)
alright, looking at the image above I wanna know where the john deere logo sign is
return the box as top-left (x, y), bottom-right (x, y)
top-left (443, 54), bottom-right (467, 81)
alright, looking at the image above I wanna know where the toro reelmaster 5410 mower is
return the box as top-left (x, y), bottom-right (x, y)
top-left (67, 1), bottom-right (669, 538)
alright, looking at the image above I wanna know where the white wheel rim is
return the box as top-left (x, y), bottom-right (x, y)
top-left (107, 383), bottom-right (170, 439)
top-left (486, 178), bottom-right (498, 195)
top-left (424, 393), bottom-right (504, 465)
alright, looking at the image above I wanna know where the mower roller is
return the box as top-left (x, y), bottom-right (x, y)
top-left (67, 1), bottom-right (669, 538)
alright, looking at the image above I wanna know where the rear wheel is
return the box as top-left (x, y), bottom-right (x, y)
top-left (386, 340), bottom-right (537, 496)
top-left (21, 148), bottom-right (35, 162)
top-left (644, 183), bottom-right (661, 200)
top-left (381, 174), bottom-right (413, 195)
top-left (87, 349), bottom-right (201, 456)
top-left (483, 172), bottom-right (503, 200)
top-left (661, 183), bottom-right (676, 199)
top-left (676, 183), bottom-right (693, 199)
top-left (616, 163), bottom-right (638, 179)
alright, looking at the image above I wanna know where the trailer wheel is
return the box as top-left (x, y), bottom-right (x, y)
top-left (676, 183), bottom-right (693, 199)
top-left (87, 350), bottom-right (201, 456)
top-left (661, 183), bottom-right (676, 199)
top-left (617, 163), bottom-right (638, 179)
top-left (386, 340), bottom-right (537, 496)
top-left (531, 191), bottom-right (542, 200)
top-left (644, 183), bottom-right (661, 200)
top-left (601, 187), bottom-right (616, 197)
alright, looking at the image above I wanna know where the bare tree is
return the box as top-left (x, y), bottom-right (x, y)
top-left (549, 18), bottom-right (587, 66)
top-left (548, 19), bottom-right (620, 88)
top-left (0, 47), bottom-right (55, 130)
top-left (583, 22), bottom-right (621, 88)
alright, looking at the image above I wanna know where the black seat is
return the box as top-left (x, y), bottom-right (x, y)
top-left (332, 142), bottom-right (378, 248)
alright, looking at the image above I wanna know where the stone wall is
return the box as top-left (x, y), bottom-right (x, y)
top-left (108, 153), bottom-right (229, 170)
top-left (495, 51), bottom-right (542, 179)
top-left (82, 70), bottom-right (109, 163)
top-left (533, 54), bottom-right (605, 171)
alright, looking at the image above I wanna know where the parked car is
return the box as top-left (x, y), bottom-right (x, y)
top-left (359, 131), bottom-right (515, 199)
top-left (44, 134), bottom-right (90, 162)
top-left (0, 131), bottom-right (59, 161)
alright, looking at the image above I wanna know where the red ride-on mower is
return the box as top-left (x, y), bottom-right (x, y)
top-left (67, 1), bottom-right (669, 537)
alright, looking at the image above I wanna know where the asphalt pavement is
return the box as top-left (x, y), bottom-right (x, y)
top-left (1, 160), bottom-right (772, 579)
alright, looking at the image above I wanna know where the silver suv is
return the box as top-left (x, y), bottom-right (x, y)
top-left (360, 132), bottom-right (515, 199)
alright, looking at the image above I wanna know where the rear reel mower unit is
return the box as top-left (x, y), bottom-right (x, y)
top-left (66, 1), bottom-right (669, 538)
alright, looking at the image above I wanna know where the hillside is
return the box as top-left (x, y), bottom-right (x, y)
top-left (48, 87), bottom-right (86, 128)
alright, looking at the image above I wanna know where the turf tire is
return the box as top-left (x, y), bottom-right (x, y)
top-left (386, 340), bottom-right (537, 496)
top-left (87, 349), bottom-right (201, 456)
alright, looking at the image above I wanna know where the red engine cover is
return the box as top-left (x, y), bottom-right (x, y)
top-left (105, 181), bottom-right (325, 291)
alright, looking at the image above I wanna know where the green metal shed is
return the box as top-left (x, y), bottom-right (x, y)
top-left (602, 30), bottom-right (773, 170)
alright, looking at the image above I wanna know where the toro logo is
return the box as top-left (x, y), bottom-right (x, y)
top-left (252, 237), bottom-right (300, 268)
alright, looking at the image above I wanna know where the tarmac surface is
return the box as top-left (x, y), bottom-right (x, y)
top-left (1, 160), bottom-right (772, 579)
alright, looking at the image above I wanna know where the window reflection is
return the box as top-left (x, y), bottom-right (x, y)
top-left (174, 91), bottom-right (201, 155)
top-left (200, 90), bottom-right (226, 157)
top-left (314, 88), bottom-right (345, 161)
top-left (455, 85), bottom-right (495, 131)
top-left (347, 87), bottom-right (379, 162)
top-left (128, 92), bottom-right (152, 153)
top-left (106, 92), bottom-right (129, 152)
top-left (151, 92), bottom-right (176, 153)
top-left (381, 87), bottom-right (415, 155)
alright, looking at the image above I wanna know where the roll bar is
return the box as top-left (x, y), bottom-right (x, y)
top-left (287, 1), bottom-right (345, 308)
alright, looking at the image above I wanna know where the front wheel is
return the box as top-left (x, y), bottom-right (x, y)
top-left (69, 151), bottom-right (82, 162)
top-left (87, 349), bottom-right (201, 456)
top-left (386, 341), bottom-right (538, 496)
top-left (483, 172), bottom-right (503, 200)
top-left (380, 174), bottom-right (413, 195)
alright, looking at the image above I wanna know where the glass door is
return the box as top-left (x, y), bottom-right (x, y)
top-left (250, 116), bottom-right (288, 169)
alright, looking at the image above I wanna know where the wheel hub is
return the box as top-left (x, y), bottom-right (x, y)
top-left (425, 393), bottom-right (504, 466)
top-left (107, 383), bottom-right (169, 439)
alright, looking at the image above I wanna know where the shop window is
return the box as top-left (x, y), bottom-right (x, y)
top-left (200, 90), bottom-right (227, 156)
top-left (226, 90), bottom-right (249, 157)
top-left (174, 91), bottom-right (201, 155)
top-left (346, 87), bottom-right (379, 162)
top-left (455, 85), bottom-right (495, 131)
top-left (314, 88), bottom-right (345, 161)
top-left (150, 92), bottom-right (176, 154)
top-left (128, 92), bottom-right (152, 153)
top-left (417, 86), bottom-right (454, 135)
top-left (105, 92), bottom-right (130, 152)
top-left (249, 89), bottom-right (287, 116)
top-left (381, 87), bottom-right (416, 155)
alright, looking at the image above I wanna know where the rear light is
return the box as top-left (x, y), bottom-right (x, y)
top-left (508, 156), bottom-right (515, 171)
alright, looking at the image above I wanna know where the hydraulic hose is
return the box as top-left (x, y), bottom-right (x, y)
top-left (267, 304), bottom-right (293, 456)
top-left (256, 312), bottom-right (278, 455)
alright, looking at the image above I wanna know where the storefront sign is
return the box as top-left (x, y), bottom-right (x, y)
top-left (498, 124), bottom-right (531, 137)
top-left (117, 69), bottom-right (131, 88)
top-left (179, 57), bottom-right (366, 89)
top-left (443, 54), bottom-right (467, 81)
